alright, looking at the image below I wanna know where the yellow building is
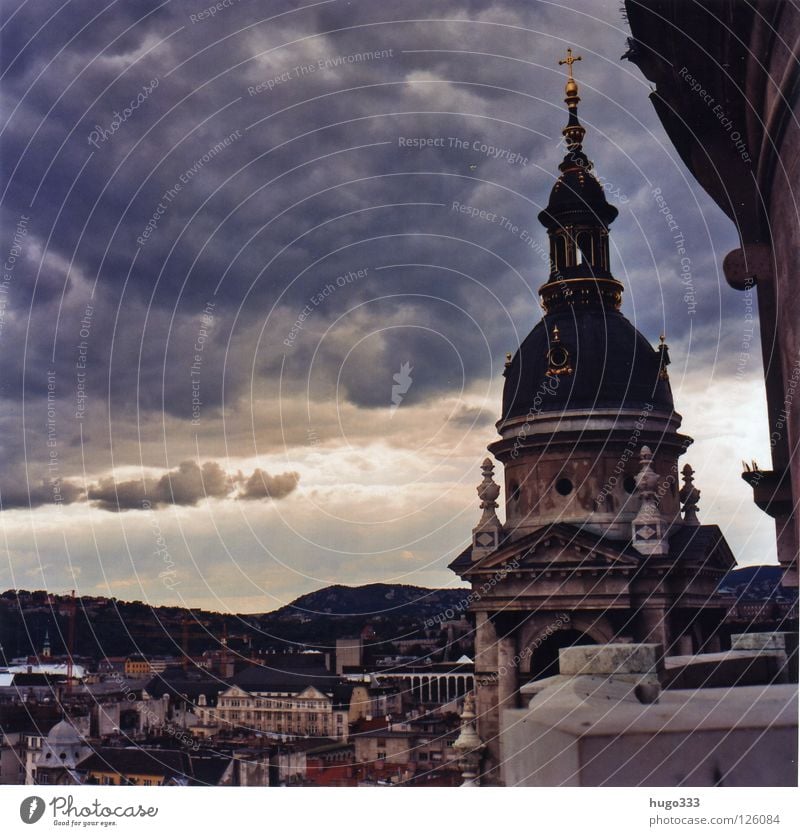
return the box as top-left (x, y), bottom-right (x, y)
top-left (214, 683), bottom-right (348, 740)
top-left (79, 748), bottom-right (193, 786)
top-left (123, 655), bottom-right (152, 678)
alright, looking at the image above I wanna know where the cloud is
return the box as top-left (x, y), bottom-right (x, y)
top-left (0, 0), bottom-right (773, 602)
top-left (87, 460), bottom-right (299, 511)
top-left (236, 468), bottom-right (300, 501)
top-left (0, 478), bottom-right (84, 510)
top-left (448, 403), bottom-right (495, 428)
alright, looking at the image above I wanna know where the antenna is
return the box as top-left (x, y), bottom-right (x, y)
top-left (66, 590), bottom-right (76, 694)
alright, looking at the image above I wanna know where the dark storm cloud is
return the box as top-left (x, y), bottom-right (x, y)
top-left (0, 0), bottom-right (744, 486)
top-left (0, 476), bottom-right (84, 510)
top-left (87, 459), bottom-right (299, 511)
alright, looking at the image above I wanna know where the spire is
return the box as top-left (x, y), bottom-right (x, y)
top-left (558, 48), bottom-right (586, 160)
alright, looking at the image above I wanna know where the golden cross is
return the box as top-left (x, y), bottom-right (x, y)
top-left (558, 48), bottom-right (582, 80)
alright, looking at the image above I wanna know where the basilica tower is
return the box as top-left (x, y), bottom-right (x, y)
top-left (450, 52), bottom-right (736, 785)
top-left (495, 48), bottom-right (684, 543)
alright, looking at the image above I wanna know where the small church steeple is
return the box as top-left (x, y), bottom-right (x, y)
top-left (538, 50), bottom-right (620, 309)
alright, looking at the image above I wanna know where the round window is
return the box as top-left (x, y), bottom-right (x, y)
top-left (555, 478), bottom-right (573, 496)
top-left (547, 346), bottom-right (569, 369)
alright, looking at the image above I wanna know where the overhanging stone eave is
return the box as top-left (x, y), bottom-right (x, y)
top-left (489, 429), bottom-right (692, 460)
top-left (466, 593), bottom-right (635, 613)
top-left (464, 525), bottom-right (643, 576)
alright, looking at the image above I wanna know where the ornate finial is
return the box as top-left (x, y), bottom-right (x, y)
top-left (631, 446), bottom-right (669, 555)
top-left (472, 459), bottom-right (503, 558)
top-left (505, 352), bottom-right (512, 368)
top-left (557, 48), bottom-right (586, 156)
top-left (477, 458), bottom-right (500, 516)
top-left (657, 334), bottom-right (671, 381)
top-left (679, 463), bottom-right (701, 525)
top-left (559, 48), bottom-right (582, 116)
top-left (546, 324), bottom-right (572, 376)
top-left (452, 691), bottom-right (485, 786)
top-left (558, 48), bottom-right (582, 82)
top-left (635, 446), bottom-right (658, 493)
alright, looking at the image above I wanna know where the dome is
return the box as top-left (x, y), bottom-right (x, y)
top-left (46, 719), bottom-right (83, 745)
top-left (501, 308), bottom-right (673, 422)
top-left (500, 53), bottom-right (673, 427)
top-left (38, 720), bottom-right (90, 771)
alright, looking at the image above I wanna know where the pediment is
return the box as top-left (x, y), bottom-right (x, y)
top-left (464, 524), bottom-right (640, 576)
top-left (297, 685), bottom-right (326, 700)
top-left (669, 524), bottom-right (737, 571)
top-left (220, 685), bottom-right (248, 698)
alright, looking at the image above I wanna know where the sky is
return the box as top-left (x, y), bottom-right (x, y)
top-left (0, 0), bottom-right (776, 614)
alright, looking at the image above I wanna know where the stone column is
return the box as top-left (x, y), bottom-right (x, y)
top-left (636, 607), bottom-right (668, 649)
top-left (474, 613), bottom-right (498, 693)
top-left (496, 634), bottom-right (518, 712)
top-left (474, 612), bottom-right (510, 784)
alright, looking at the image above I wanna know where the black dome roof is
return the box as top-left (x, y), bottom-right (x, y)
top-left (538, 152), bottom-right (619, 230)
top-left (502, 307), bottom-right (673, 421)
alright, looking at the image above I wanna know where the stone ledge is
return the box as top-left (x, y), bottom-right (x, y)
top-left (663, 650), bottom-right (788, 689)
top-left (500, 682), bottom-right (798, 786)
top-left (558, 642), bottom-right (664, 677)
top-left (731, 631), bottom-right (788, 652)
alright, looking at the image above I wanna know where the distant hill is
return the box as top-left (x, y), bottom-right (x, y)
top-left (719, 565), bottom-right (795, 600)
top-left (268, 583), bottom-right (468, 618)
top-left (4, 570), bottom-right (794, 663)
top-left (0, 583), bottom-right (470, 662)
top-left (256, 583), bottom-right (471, 649)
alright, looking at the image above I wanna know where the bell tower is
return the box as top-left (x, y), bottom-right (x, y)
top-left (449, 52), bottom-right (736, 785)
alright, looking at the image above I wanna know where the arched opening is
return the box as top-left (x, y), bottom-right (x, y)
top-left (552, 234), bottom-right (568, 270)
top-left (527, 629), bottom-right (598, 681)
top-left (600, 233), bottom-right (610, 270)
top-left (576, 230), bottom-right (594, 266)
